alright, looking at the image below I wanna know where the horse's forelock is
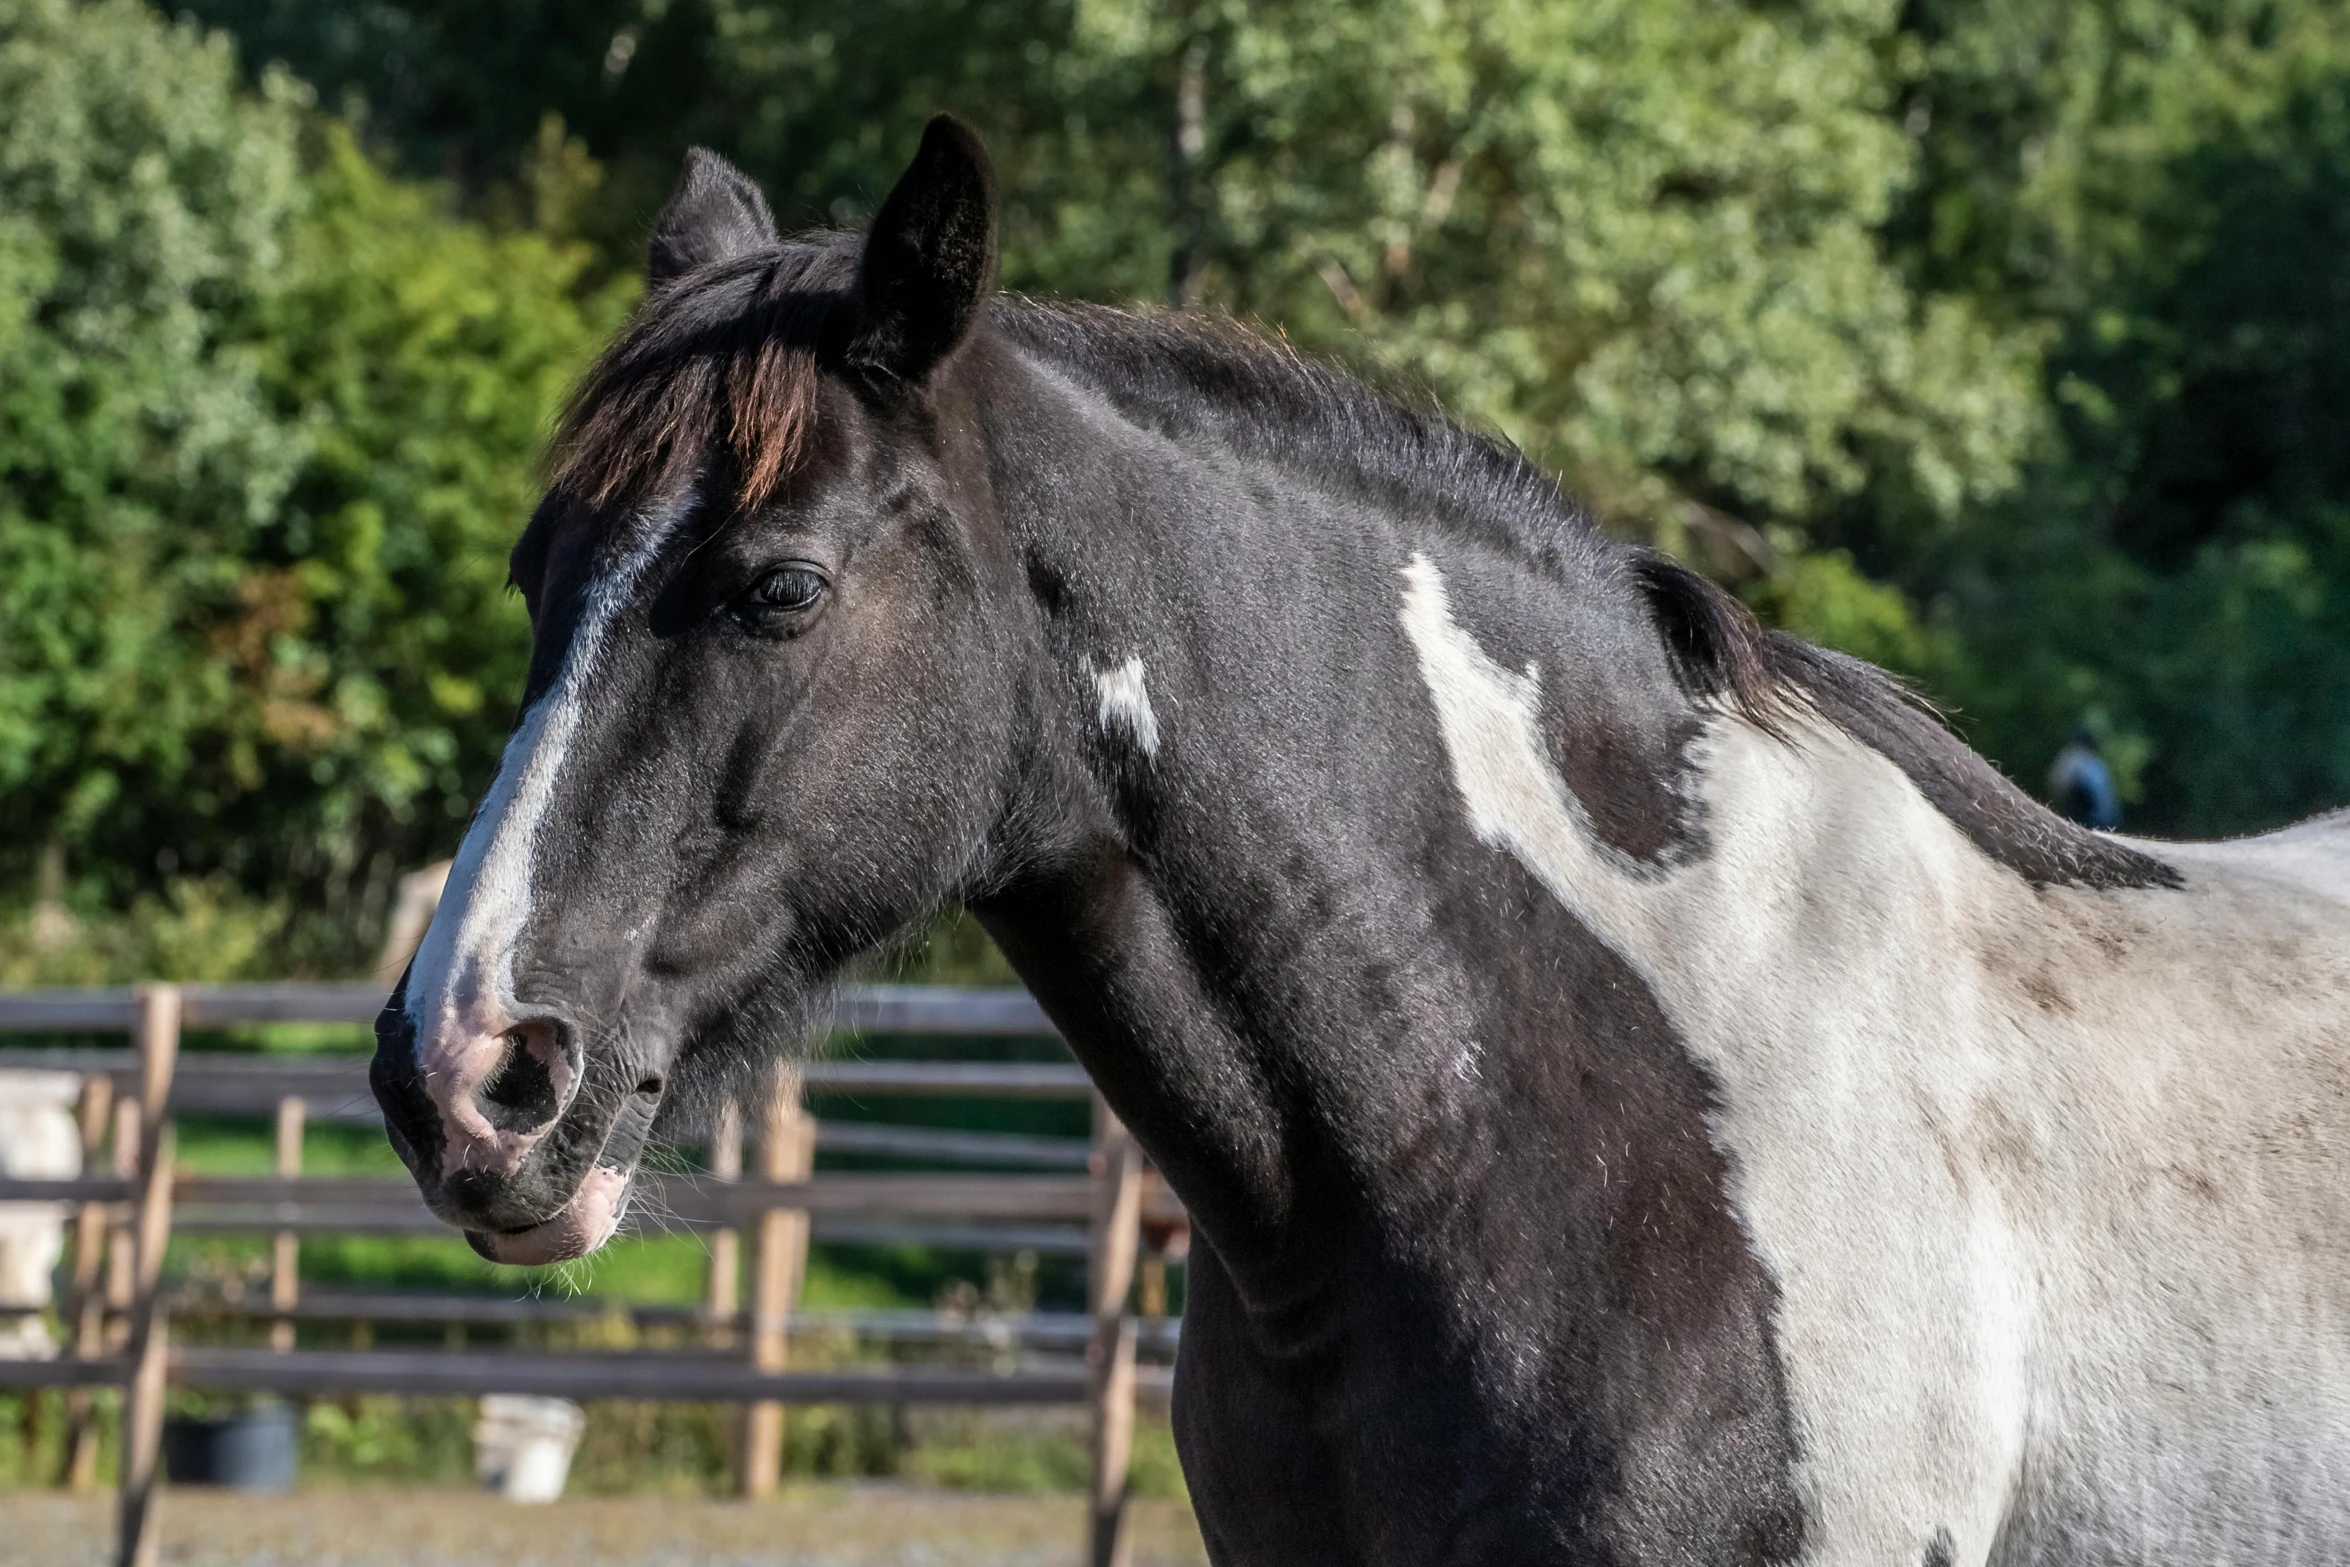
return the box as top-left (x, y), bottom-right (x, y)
top-left (549, 240), bottom-right (855, 520)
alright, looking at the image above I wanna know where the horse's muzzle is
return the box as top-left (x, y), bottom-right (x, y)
top-left (372, 985), bottom-right (664, 1264)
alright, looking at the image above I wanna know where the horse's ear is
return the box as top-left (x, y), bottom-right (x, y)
top-left (847, 115), bottom-right (998, 383)
top-left (648, 148), bottom-right (779, 288)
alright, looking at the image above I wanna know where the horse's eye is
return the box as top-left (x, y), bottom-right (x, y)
top-left (746, 566), bottom-right (827, 614)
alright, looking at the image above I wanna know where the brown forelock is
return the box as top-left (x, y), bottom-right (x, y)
top-left (547, 238), bottom-right (857, 517)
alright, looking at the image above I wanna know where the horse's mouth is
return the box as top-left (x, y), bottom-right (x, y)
top-left (466, 1163), bottom-right (631, 1265)
top-left (456, 1080), bottom-right (665, 1266)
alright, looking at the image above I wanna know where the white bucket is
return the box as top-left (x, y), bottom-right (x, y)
top-left (473, 1394), bottom-right (586, 1503)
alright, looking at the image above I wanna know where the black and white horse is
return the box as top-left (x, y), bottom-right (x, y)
top-left (372, 119), bottom-right (2350, 1565)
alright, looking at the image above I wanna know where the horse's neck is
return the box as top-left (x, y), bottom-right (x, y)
top-left (972, 341), bottom-right (1817, 1307)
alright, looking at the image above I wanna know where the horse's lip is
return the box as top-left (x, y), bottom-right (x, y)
top-left (454, 1085), bottom-right (664, 1263)
top-left (463, 1163), bottom-right (630, 1265)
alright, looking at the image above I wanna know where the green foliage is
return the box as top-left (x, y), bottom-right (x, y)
top-left (0, 875), bottom-right (290, 986)
top-left (244, 128), bottom-right (634, 900)
top-left (5, 0), bottom-right (2346, 961)
top-left (1082, 0), bottom-right (2041, 534)
top-left (0, 0), bottom-right (306, 869)
top-left (1741, 532), bottom-right (1938, 677)
top-left (187, 0), bottom-right (2046, 527)
top-left (301, 1396), bottom-right (476, 1484)
top-left (1835, 0), bottom-right (2350, 831)
top-left (1, 0), bottom-right (629, 972)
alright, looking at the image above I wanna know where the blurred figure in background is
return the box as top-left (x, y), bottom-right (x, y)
top-left (2050, 725), bottom-right (2123, 830)
top-left (0, 1071), bottom-right (82, 1359)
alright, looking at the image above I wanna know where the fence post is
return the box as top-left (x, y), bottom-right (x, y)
top-left (1085, 1094), bottom-right (1143, 1567)
top-left (270, 1096), bottom-right (305, 1352)
top-left (742, 1063), bottom-right (812, 1498)
top-left (116, 983), bottom-right (180, 1567)
top-left (60, 1071), bottom-right (115, 1490)
top-left (705, 1099), bottom-right (742, 1350)
top-left (103, 1097), bottom-right (138, 1350)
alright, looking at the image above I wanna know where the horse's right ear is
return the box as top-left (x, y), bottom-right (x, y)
top-left (647, 148), bottom-right (779, 287)
top-left (847, 115), bottom-right (998, 383)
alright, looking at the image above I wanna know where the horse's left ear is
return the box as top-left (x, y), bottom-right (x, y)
top-left (847, 115), bottom-right (998, 383)
top-left (648, 149), bottom-right (779, 288)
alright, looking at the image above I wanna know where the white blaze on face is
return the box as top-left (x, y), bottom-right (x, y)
top-left (1397, 551), bottom-right (2350, 1565)
top-left (1088, 655), bottom-right (1161, 759)
top-left (403, 509), bottom-right (685, 1176)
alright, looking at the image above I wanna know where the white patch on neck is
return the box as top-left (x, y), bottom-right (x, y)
top-left (405, 504), bottom-right (688, 1049)
top-left (1087, 655), bottom-right (1161, 760)
top-left (1396, 553), bottom-right (1668, 936)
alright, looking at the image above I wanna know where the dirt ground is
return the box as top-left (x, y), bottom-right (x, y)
top-left (0, 1484), bottom-right (1212, 1567)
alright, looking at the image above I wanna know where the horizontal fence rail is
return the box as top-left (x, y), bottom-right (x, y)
top-left (0, 1053), bottom-right (1096, 1120)
top-left (0, 1173), bottom-right (1183, 1228)
top-left (0, 1347), bottom-right (1176, 1407)
top-left (0, 983), bottom-right (1057, 1037)
top-left (163, 1292), bottom-right (1182, 1351)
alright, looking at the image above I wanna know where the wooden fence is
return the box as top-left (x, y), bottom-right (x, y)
top-left (0, 983), bottom-right (1182, 1567)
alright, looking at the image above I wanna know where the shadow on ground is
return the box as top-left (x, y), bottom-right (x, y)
top-left (1, 1483), bottom-right (1211, 1567)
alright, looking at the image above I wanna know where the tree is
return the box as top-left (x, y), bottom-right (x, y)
top-left (1846, 1), bottom-right (2350, 833)
top-left (181, 0), bottom-right (2045, 590)
top-left (0, 0), bottom-right (630, 976)
top-left (0, 0), bottom-right (308, 898)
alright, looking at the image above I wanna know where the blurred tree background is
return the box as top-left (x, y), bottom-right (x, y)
top-left (4, 0), bottom-right (2347, 979)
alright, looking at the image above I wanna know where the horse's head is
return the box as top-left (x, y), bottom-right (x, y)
top-left (371, 119), bottom-right (1024, 1263)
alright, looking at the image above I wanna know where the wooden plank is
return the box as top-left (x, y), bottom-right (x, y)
top-left (179, 984), bottom-right (388, 1027)
top-left (0, 1356), bottom-right (130, 1390)
top-left (0, 983), bottom-right (385, 1032)
top-left (270, 1096), bottom-right (304, 1352)
top-left (172, 1207), bottom-right (449, 1236)
top-left (0, 1048), bottom-right (1094, 1105)
top-left (834, 984), bottom-right (1054, 1036)
top-left (160, 1172), bottom-right (1185, 1225)
top-left (1087, 1097), bottom-right (1145, 1567)
top-left (176, 1289), bottom-right (630, 1327)
top-left (794, 1221), bottom-right (1093, 1257)
top-left (0, 1176), bottom-right (132, 1203)
top-left (168, 1213), bottom-right (1103, 1257)
top-left (103, 1100), bottom-right (137, 1345)
top-left (117, 984), bottom-right (179, 1567)
top-left (165, 1346), bottom-right (1108, 1404)
top-left (0, 982), bottom-right (1052, 1037)
top-left (61, 1072), bottom-right (114, 1490)
top-left (0, 993), bottom-right (138, 1031)
top-left (0, 1348), bottom-right (1185, 1409)
top-left (802, 1059), bottom-right (1090, 1097)
top-left (704, 1098), bottom-right (741, 1349)
top-left (676, 1173), bottom-right (1114, 1224)
top-left (813, 1120), bottom-right (1092, 1169)
top-left (167, 1291), bottom-right (1184, 1350)
top-left (743, 1065), bottom-right (812, 1499)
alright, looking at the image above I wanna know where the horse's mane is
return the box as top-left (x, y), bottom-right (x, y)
top-left (990, 300), bottom-right (2177, 891)
top-left (549, 235), bottom-right (858, 514)
top-left (550, 242), bottom-right (2177, 892)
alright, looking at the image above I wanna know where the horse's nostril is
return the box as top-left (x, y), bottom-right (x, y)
top-left (479, 1022), bottom-right (567, 1133)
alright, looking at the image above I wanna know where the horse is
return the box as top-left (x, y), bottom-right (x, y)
top-left (371, 117), bottom-right (2350, 1565)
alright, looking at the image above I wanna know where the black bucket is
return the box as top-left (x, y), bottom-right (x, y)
top-left (161, 1402), bottom-right (298, 1491)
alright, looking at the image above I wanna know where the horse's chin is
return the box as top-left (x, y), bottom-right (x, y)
top-left (464, 1164), bottom-right (629, 1266)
